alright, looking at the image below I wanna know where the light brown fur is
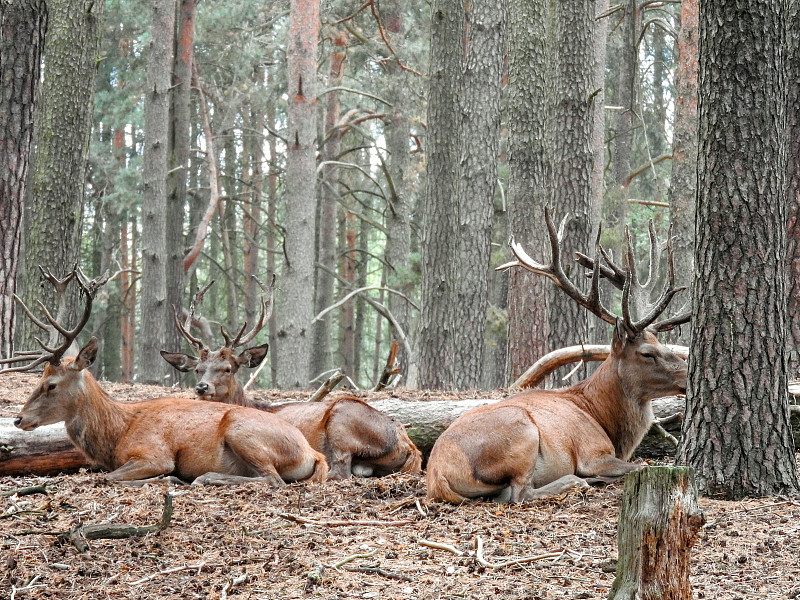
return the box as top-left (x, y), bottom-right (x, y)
top-left (161, 349), bottom-right (422, 479)
top-left (16, 339), bottom-right (328, 485)
top-left (426, 325), bottom-right (687, 503)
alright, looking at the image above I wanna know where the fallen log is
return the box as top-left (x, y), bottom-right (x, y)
top-left (0, 395), bottom-right (723, 477)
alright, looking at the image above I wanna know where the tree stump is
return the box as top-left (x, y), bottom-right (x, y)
top-left (608, 466), bottom-right (705, 600)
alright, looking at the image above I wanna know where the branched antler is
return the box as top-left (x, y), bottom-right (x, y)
top-left (0, 265), bottom-right (107, 372)
top-left (174, 280), bottom-right (215, 353)
top-left (220, 274), bottom-right (274, 349)
top-left (498, 208), bottom-right (690, 334)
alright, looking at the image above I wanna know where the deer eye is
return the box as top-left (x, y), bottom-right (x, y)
top-left (224, 367), bottom-right (232, 374)
top-left (47, 383), bottom-right (56, 392)
top-left (641, 352), bottom-right (656, 360)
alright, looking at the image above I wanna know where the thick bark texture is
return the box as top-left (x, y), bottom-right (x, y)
top-left (0, 0), bottom-right (46, 357)
top-left (452, 0), bottom-right (505, 388)
top-left (276, 0), bottom-right (319, 388)
top-left (788, 2), bottom-right (800, 375)
top-left (17, 0), bottom-right (101, 352)
top-left (418, 0), bottom-right (462, 389)
top-left (139, 0), bottom-right (175, 385)
top-left (676, 0), bottom-right (799, 498)
top-left (667, 0), bottom-right (699, 347)
top-left (546, 0), bottom-right (594, 360)
top-left (608, 467), bottom-right (705, 600)
top-left (505, 0), bottom-right (551, 382)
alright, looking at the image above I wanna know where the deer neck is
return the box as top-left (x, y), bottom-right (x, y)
top-left (570, 358), bottom-right (653, 461)
top-left (227, 382), bottom-right (250, 406)
top-left (64, 373), bottom-right (131, 469)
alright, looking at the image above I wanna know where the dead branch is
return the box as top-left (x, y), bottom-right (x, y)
top-left (340, 565), bottom-right (414, 582)
top-left (58, 493), bottom-right (174, 553)
top-left (418, 538), bottom-right (465, 556)
top-left (308, 371), bottom-right (345, 402)
top-left (373, 339), bottom-right (400, 391)
top-left (277, 513), bottom-right (414, 527)
top-left (0, 484), bottom-right (47, 497)
top-left (474, 536), bottom-right (566, 569)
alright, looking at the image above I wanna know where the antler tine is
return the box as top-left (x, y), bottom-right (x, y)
top-left (222, 274), bottom-right (274, 348)
top-left (633, 225), bottom-right (688, 331)
top-left (45, 268), bottom-right (103, 364)
top-left (497, 207), bottom-right (618, 325)
top-left (173, 281), bottom-right (214, 351)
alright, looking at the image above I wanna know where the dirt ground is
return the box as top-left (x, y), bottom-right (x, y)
top-left (1, 373), bottom-right (799, 599)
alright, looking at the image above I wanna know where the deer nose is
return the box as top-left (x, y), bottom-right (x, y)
top-left (196, 382), bottom-right (209, 396)
top-left (13, 417), bottom-right (22, 428)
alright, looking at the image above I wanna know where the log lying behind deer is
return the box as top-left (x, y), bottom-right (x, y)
top-left (426, 212), bottom-right (691, 503)
top-left (161, 280), bottom-right (423, 480)
top-left (5, 268), bottom-right (327, 485)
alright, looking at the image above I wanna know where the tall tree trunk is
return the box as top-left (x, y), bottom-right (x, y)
top-left (505, 0), bottom-right (552, 382)
top-left (676, 0), bottom-right (799, 498)
top-left (140, 0), bottom-right (176, 384)
top-left (120, 213), bottom-right (136, 382)
top-left (452, 0), bottom-right (505, 389)
top-left (606, 0), bottom-right (637, 249)
top-left (787, 0), bottom-right (800, 376)
top-left (311, 31), bottom-right (347, 381)
top-left (341, 210), bottom-right (357, 380)
top-left (381, 0), bottom-right (415, 385)
top-left (546, 0), bottom-right (594, 361)
top-left (418, 0), bottom-right (463, 389)
top-left (243, 67), bottom-right (265, 332)
top-left (165, 0), bottom-right (196, 365)
top-left (276, 0), bottom-right (319, 389)
top-left (18, 0), bottom-right (102, 351)
top-left (0, 0), bottom-right (47, 357)
top-left (265, 78), bottom-right (279, 387)
top-left (667, 0), bottom-right (698, 347)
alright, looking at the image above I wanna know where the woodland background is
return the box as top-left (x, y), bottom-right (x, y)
top-left (3, 0), bottom-right (800, 499)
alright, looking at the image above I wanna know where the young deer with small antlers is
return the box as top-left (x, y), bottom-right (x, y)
top-left (426, 211), bottom-right (690, 503)
top-left (161, 280), bottom-right (422, 480)
top-left (7, 269), bottom-right (327, 485)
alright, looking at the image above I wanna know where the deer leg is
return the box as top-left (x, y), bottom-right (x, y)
top-left (106, 459), bottom-right (176, 482)
top-left (191, 471), bottom-right (285, 486)
top-left (579, 455), bottom-right (643, 483)
top-left (517, 476), bottom-right (590, 502)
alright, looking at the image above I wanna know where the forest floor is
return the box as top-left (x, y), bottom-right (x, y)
top-left (1, 373), bottom-right (799, 599)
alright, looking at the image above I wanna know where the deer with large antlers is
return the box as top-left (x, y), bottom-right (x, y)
top-left (161, 279), bottom-right (422, 480)
top-left (8, 268), bottom-right (328, 485)
top-left (426, 210), bottom-right (690, 503)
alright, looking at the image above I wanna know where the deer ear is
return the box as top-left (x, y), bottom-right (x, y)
top-left (160, 350), bottom-right (198, 372)
top-left (72, 337), bottom-right (99, 371)
top-left (237, 343), bottom-right (269, 369)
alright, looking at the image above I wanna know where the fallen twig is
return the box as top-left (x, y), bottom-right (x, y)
top-left (1, 484), bottom-right (48, 497)
top-left (474, 536), bottom-right (565, 569)
top-left (308, 371), bottom-right (345, 402)
top-left (340, 565), bottom-right (414, 582)
top-left (418, 538), bottom-right (464, 556)
top-left (277, 513), bottom-right (413, 527)
top-left (59, 493), bottom-right (174, 552)
top-left (329, 549), bottom-right (378, 569)
top-left (126, 562), bottom-right (207, 586)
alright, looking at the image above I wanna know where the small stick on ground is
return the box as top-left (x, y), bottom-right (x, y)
top-left (277, 513), bottom-right (413, 527)
top-left (340, 566), bottom-right (414, 582)
top-left (308, 371), bottom-right (345, 402)
top-left (329, 549), bottom-right (378, 569)
top-left (1, 484), bottom-right (48, 497)
top-left (59, 493), bottom-right (174, 552)
top-left (474, 536), bottom-right (564, 569)
top-left (418, 538), bottom-right (465, 556)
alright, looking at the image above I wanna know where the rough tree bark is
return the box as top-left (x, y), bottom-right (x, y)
top-left (139, 0), bottom-right (176, 385)
top-left (17, 0), bottom-right (102, 352)
top-left (276, 0), bottom-right (319, 388)
top-left (608, 467), bottom-right (705, 600)
top-left (676, 0), bottom-right (800, 498)
top-left (788, 0), bottom-right (800, 375)
top-left (0, 0), bottom-right (47, 358)
top-left (505, 0), bottom-right (551, 382)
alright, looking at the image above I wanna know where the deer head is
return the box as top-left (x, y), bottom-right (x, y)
top-left (161, 276), bottom-right (273, 404)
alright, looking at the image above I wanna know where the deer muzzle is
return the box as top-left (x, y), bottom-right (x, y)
top-left (195, 382), bottom-right (209, 396)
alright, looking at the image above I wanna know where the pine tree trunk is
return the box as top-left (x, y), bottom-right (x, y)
top-left (676, 0), bottom-right (799, 498)
top-left (276, 0), bottom-right (319, 389)
top-left (451, 0), bottom-right (505, 389)
top-left (140, 0), bottom-right (175, 385)
top-left (311, 31), bottom-right (347, 381)
top-left (787, 2), bottom-right (800, 376)
top-left (608, 467), bottom-right (705, 600)
top-left (667, 0), bottom-right (698, 347)
top-left (382, 0), bottom-right (415, 385)
top-left (505, 0), bottom-right (551, 381)
top-left (0, 0), bottom-right (47, 357)
top-left (18, 0), bottom-right (102, 352)
top-left (546, 0), bottom-right (594, 365)
top-left (418, 0), bottom-right (462, 389)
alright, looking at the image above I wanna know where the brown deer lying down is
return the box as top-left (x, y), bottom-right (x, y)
top-left (6, 270), bottom-right (327, 486)
top-left (161, 283), bottom-right (422, 480)
top-left (426, 213), bottom-right (690, 503)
